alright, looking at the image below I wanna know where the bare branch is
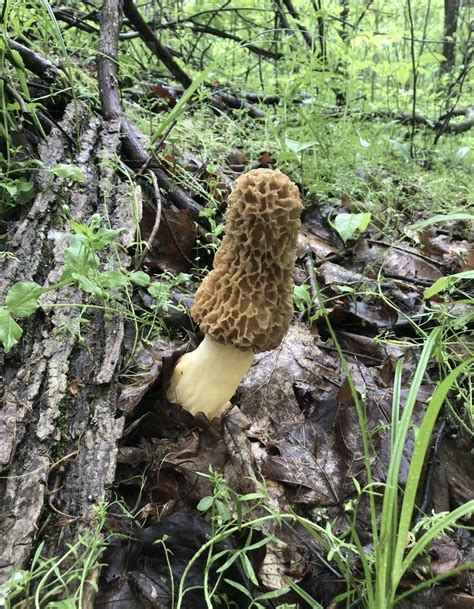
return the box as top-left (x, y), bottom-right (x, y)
top-left (7, 39), bottom-right (61, 83)
top-left (122, 0), bottom-right (192, 88)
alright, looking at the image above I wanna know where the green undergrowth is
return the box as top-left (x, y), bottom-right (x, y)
top-left (2, 326), bottom-right (471, 608)
top-left (167, 102), bottom-right (472, 236)
top-left (0, 503), bottom-right (108, 608)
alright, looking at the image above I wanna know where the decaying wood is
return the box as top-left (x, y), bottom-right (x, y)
top-left (0, 102), bottom-right (137, 581)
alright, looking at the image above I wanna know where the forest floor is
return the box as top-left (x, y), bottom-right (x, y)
top-left (0, 3), bottom-right (473, 608)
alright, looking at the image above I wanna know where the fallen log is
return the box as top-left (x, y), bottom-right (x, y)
top-left (0, 102), bottom-right (134, 581)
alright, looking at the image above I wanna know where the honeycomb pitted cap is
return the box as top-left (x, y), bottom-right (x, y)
top-left (192, 169), bottom-right (302, 353)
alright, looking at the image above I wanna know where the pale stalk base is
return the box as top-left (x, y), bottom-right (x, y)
top-left (166, 335), bottom-right (254, 419)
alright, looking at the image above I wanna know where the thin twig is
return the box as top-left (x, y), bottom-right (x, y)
top-left (135, 170), bottom-right (162, 270)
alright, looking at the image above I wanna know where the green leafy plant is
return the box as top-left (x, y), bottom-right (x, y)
top-left (0, 215), bottom-right (189, 352)
top-left (331, 212), bottom-right (372, 243)
top-left (424, 270), bottom-right (474, 300)
top-left (314, 277), bottom-right (474, 608)
top-left (0, 502), bottom-right (108, 608)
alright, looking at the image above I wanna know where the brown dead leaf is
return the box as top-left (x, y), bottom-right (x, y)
top-left (357, 241), bottom-right (443, 282)
top-left (239, 322), bottom-right (340, 425)
top-left (68, 379), bottom-right (81, 396)
top-left (142, 208), bottom-right (196, 274)
top-left (152, 83), bottom-right (180, 106)
top-left (297, 226), bottom-right (339, 259)
top-left (118, 339), bottom-right (179, 414)
top-left (297, 204), bottom-right (344, 260)
top-left (319, 261), bottom-right (366, 286)
top-left (429, 535), bottom-right (461, 576)
top-left (226, 147), bottom-right (247, 168)
top-left (258, 151), bottom-right (276, 166)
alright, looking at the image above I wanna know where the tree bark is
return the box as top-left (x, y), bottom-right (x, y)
top-left (440, 0), bottom-right (460, 73)
top-left (0, 103), bottom-right (136, 581)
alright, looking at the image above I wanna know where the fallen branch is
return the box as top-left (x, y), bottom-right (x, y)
top-left (121, 0), bottom-right (267, 118)
top-left (7, 39), bottom-right (61, 83)
top-left (184, 21), bottom-right (282, 60)
top-left (328, 107), bottom-right (474, 134)
top-left (122, 0), bottom-right (192, 88)
top-left (278, 0), bottom-right (313, 49)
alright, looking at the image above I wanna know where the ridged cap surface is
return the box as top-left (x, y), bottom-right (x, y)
top-left (192, 169), bottom-right (302, 352)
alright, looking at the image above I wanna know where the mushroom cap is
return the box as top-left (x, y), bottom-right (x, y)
top-left (192, 168), bottom-right (302, 353)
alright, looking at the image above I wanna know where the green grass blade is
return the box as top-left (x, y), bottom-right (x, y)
top-left (375, 329), bottom-right (440, 604)
top-left (394, 560), bottom-right (474, 605)
top-left (401, 501), bottom-right (474, 575)
top-left (150, 70), bottom-right (208, 145)
top-left (374, 357), bottom-right (404, 605)
top-left (392, 356), bottom-right (474, 588)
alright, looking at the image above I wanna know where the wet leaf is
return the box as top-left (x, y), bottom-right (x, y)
top-left (142, 208), bottom-right (196, 274)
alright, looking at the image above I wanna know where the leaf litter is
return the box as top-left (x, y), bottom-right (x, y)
top-left (99, 175), bottom-right (473, 608)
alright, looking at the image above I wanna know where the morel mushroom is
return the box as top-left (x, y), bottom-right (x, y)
top-left (166, 168), bottom-right (302, 418)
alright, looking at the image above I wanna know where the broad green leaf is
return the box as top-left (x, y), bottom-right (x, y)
top-left (240, 552), bottom-right (258, 585)
top-left (71, 273), bottom-right (102, 295)
top-left (46, 599), bottom-right (76, 609)
top-left (9, 49), bottom-right (25, 70)
top-left (63, 234), bottom-right (99, 277)
top-left (216, 499), bottom-right (232, 522)
top-left (99, 271), bottom-right (128, 289)
top-left (424, 270), bottom-right (474, 299)
top-left (148, 282), bottom-right (171, 310)
top-left (333, 212), bottom-right (371, 242)
top-left (196, 496), bottom-right (214, 511)
top-left (50, 163), bottom-right (87, 183)
top-left (173, 273), bottom-right (192, 285)
top-left (293, 284), bottom-right (312, 311)
top-left (390, 139), bottom-right (411, 162)
top-left (393, 66), bottom-right (410, 85)
top-left (450, 146), bottom-right (471, 167)
top-left (128, 271), bottom-right (151, 287)
top-left (5, 282), bottom-right (42, 317)
top-left (90, 228), bottom-right (122, 251)
top-left (0, 308), bottom-right (23, 352)
top-left (70, 220), bottom-right (93, 239)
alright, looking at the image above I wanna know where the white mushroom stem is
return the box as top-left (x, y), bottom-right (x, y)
top-left (166, 334), bottom-right (254, 419)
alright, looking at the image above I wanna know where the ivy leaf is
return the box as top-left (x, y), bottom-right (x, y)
top-left (0, 307), bottom-right (23, 352)
top-left (5, 281), bottom-right (43, 318)
top-left (333, 212), bottom-right (371, 242)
